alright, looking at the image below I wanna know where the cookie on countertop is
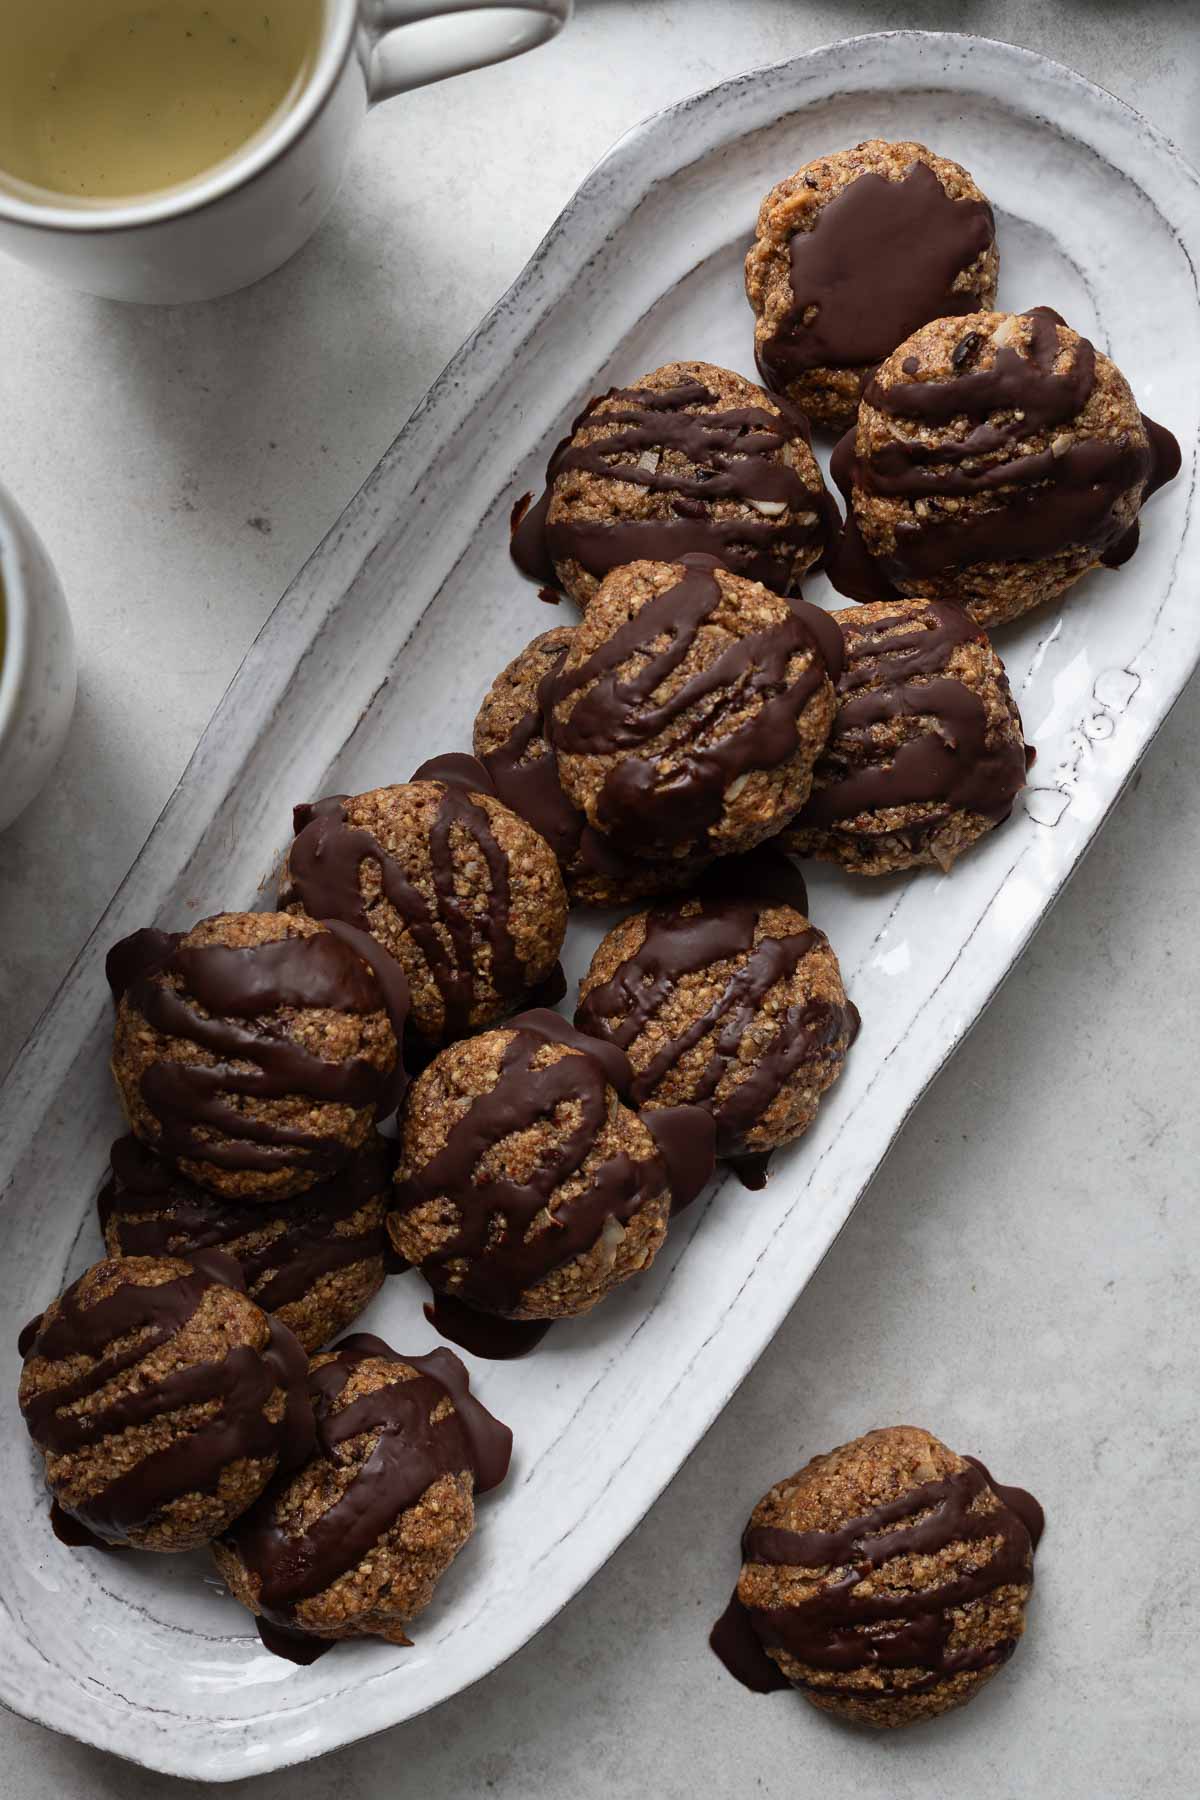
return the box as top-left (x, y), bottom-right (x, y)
top-left (711, 1424), bottom-right (1044, 1726)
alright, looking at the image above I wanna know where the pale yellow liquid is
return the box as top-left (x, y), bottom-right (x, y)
top-left (0, 2), bottom-right (323, 202)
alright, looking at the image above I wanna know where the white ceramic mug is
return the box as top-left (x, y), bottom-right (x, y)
top-left (0, 0), bottom-right (571, 304)
top-left (0, 483), bottom-right (76, 833)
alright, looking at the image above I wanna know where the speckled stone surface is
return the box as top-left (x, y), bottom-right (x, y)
top-left (0, 2), bottom-right (1196, 1796)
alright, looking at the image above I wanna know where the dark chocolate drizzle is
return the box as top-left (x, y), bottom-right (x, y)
top-left (711, 1455), bottom-right (1042, 1699)
top-left (107, 924), bottom-right (408, 1181)
top-left (757, 160), bottom-right (995, 387)
top-left (390, 1010), bottom-right (667, 1323)
top-left (20, 1257), bottom-right (314, 1547)
top-left (827, 309), bottom-right (1181, 597)
top-left (478, 634), bottom-right (673, 894)
top-left (575, 893), bottom-right (853, 1161)
top-left (793, 599), bottom-right (1029, 840)
top-left (285, 771), bottom-right (546, 1043)
top-left (223, 1334), bottom-right (511, 1653)
top-left (511, 380), bottom-right (837, 596)
top-left (99, 1134), bottom-right (391, 1318)
top-left (546, 555), bottom-right (836, 856)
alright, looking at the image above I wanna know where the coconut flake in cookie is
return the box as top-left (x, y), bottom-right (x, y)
top-left (826, 307), bottom-right (1181, 627)
top-left (711, 1424), bottom-right (1044, 1726)
top-left (746, 139), bottom-right (998, 431)
top-left (511, 360), bottom-right (837, 606)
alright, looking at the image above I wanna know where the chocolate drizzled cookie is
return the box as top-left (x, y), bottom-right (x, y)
top-left (282, 773), bottom-right (567, 1045)
top-left (18, 1252), bottom-right (313, 1552)
top-left (512, 360), bottom-right (837, 606)
top-left (388, 1011), bottom-right (711, 1342)
top-left (746, 141), bottom-right (998, 430)
top-left (108, 911), bottom-right (408, 1202)
top-left (545, 555), bottom-right (840, 863)
top-left (783, 597), bottom-right (1031, 874)
top-left (827, 308), bottom-right (1181, 626)
top-left (473, 626), bottom-right (717, 906)
top-left (711, 1425), bottom-right (1044, 1727)
top-left (100, 1134), bottom-right (393, 1352)
top-left (214, 1334), bottom-right (511, 1663)
top-left (576, 855), bottom-right (857, 1187)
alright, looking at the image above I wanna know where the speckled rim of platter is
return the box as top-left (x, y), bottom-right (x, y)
top-left (0, 31), bottom-right (1196, 1782)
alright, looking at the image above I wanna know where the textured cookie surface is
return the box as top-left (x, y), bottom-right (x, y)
top-left (283, 780), bottom-right (567, 1044)
top-left (100, 1134), bottom-right (391, 1353)
top-left (473, 626), bottom-right (715, 906)
top-left (108, 911), bottom-right (406, 1202)
top-left (545, 556), bottom-right (839, 862)
top-left (713, 1424), bottom-right (1043, 1727)
top-left (512, 360), bottom-right (835, 606)
top-left (783, 598), bottom-right (1029, 874)
top-left (19, 1253), bottom-right (313, 1552)
top-left (215, 1335), bottom-right (511, 1652)
top-left (576, 886), bottom-right (855, 1164)
top-left (388, 1019), bottom-right (671, 1321)
top-left (828, 308), bottom-right (1178, 627)
top-left (746, 140), bottom-right (998, 430)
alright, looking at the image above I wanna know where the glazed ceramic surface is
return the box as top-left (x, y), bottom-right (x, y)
top-left (0, 0), bottom-right (570, 304)
top-left (0, 482), bottom-right (76, 832)
top-left (0, 31), bottom-right (1195, 1780)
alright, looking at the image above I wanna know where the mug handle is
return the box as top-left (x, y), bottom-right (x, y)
top-left (362, 0), bottom-right (571, 103)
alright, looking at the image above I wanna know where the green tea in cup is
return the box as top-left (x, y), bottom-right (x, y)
top-left (0, 2), bottom-right (323, 203)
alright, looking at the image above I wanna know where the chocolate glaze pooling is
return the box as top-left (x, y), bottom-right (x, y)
top-left (108, 925), bottom-right (408, 1182)
top-left (827, 310), bottom-right (1181, 598)
top-left (224, 1334), bottom-right (511, 1658)
top-left (423, 1293), bottom-right (552, 1361)
top-left (794, 599), bottom-right (1028, 841)
top-left (285, 774), bottom-right (544, 1044)
top-left (391, 1011), bottom-right (668, 1322)
top-left (758, 161), bottom-right (995, 387)
top-left (20, 1256), bottom-right (314, 1547)
top-left (511, 380), bottom-right (837, 596)
top-left (575, 895), bottom-right (854, 1162)
top-left (99, 1134), bottom-right (392, 1318)
top-left (547, 555), bottom-right (836, 856)
top-left (710, 1455), bottom-right (1042, 1700)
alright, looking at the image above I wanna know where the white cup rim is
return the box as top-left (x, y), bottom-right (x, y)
top-left (0, 0), bottom-right (356, 236)
top-left (0, 491), bottom-right (32, 756)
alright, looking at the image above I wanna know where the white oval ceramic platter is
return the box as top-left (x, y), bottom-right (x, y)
top-left (0, 30), bottom-right (1196, 1782)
